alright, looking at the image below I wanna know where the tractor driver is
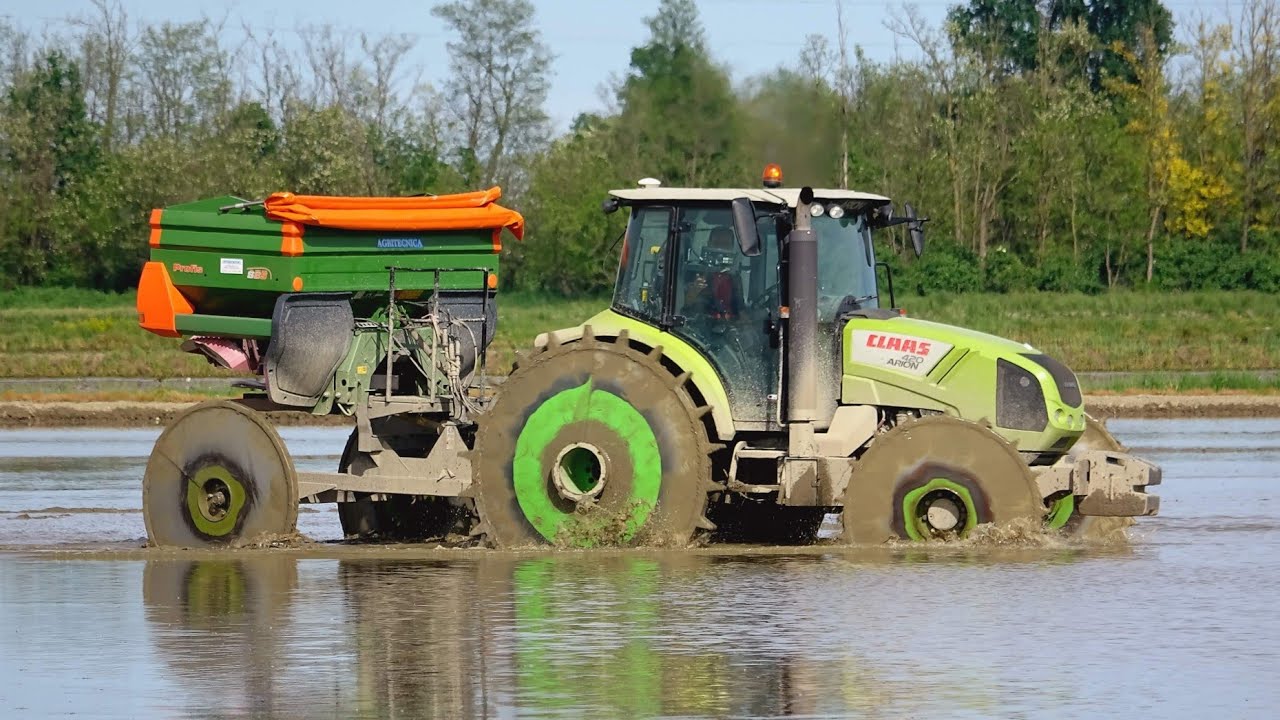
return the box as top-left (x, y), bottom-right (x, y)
top-left (683, 226), bottom-right (742, 320)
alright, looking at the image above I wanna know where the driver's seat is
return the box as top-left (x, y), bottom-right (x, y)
top-left (704, 227), bottom-right (741, 320)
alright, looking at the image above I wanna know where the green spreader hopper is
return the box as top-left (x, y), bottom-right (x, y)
top-left (139, 187), bottom-right (522, 340)
top-left (138, 187), bottom-right (523, 417)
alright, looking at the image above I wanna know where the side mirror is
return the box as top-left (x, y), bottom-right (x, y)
top-left (865, 203), bottom-right (893, 229)
top-left (905, 203), bottom-right (925, 257)
top-left (730, 197), bottom-right (761, 257)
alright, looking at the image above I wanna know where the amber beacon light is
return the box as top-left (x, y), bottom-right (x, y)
top-left (762, 163), bottom-right (783, 188)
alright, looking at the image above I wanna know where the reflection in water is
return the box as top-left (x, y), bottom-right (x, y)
top-left (500, 554), bottom-right (845, 718)
top-left (501, 555), bottom-right (825, 717)
top-left (143, 557), bottom-right (299, 717)
top-left (140, 550), bottom-right (1098, 718)
top-left (11, 418), bottom-right (1280, 717)
top-left (337, 560), bottom-right (490, 718)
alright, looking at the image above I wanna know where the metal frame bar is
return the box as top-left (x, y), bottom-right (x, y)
top-left (381, 265), bottom-right (496, 395)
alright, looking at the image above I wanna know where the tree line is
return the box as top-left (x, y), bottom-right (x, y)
top-left (1, 0), bottom-right (1277, 296)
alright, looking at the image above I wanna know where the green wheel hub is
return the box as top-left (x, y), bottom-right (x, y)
top-left (901, 478), bottom-right (978, 540)
top-left (184, 464), bottom-right (249, 537)
top-left (1045, 494), bottom-right (1075, 530)
top-left (553, 444), bottom-right (607, 498)
top-left (513, 380), bottom-right (662, 543)
top-left (472, 331), bottom-right (714, 548)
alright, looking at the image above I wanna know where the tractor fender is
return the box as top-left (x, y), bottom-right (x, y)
top-left (533, 314), bottom-right (735, 441)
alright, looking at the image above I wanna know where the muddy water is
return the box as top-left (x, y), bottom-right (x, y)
top-left (1, 419), bottom-right (1278, 718)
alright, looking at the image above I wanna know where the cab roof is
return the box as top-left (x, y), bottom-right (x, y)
top-left (608, 187), bottom-right (891, 207)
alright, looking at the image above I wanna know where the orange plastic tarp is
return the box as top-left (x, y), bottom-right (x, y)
top-left (263, 186), bottom-right (524, 240)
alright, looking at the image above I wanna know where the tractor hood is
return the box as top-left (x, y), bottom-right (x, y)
top-left (840, 314), bottom-right (1086, 457)
top-left (850, 315), bottom-right (1035, 365)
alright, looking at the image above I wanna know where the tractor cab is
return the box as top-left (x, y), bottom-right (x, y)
top-left (605, 172), bottom-right (897, 431)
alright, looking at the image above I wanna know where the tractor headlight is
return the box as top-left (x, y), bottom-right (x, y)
top-left (828, 204), bottom-right (845, 219)
top-left (1021, 353), bottom-right (1082, 407)
top-left (809, 202), bottom-right (825, 217)
top-left (996, 359), bottom-right (1048, 432)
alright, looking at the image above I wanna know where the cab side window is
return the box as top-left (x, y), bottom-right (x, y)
top-left (673, 207), bottom-right (744, 322)
top-left (613, 206), bottom-right (672, 321)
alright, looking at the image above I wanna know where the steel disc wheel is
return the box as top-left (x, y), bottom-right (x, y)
top-left (842, 416), bottom-right (1041, 544)
top-left (143, 400), bottom-right (298, 547)
top-left (1047, 415), bottom-right (1134, 539)
top-left (472, 330), bottom-right (713, 548)
top-left (336, 430), bottom-right (463, 541)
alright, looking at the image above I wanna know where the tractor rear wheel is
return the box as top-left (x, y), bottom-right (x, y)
top-left (143, 401), bottom-right (298, 548)
top-left (472, 329), bottom-right (715, 548)
top-left (1046, 415), bottom-right (1135, 540)
top-left (841, 416), bottom-right (1042, 544)
top-left (336, 430), bottom-right (464, 542)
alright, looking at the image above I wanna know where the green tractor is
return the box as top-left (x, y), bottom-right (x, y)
top-left (138, 177), bottom-right (1159, 548)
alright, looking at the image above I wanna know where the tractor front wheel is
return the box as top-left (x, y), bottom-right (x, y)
top-left (841, 416), bottom-right (1042, 544)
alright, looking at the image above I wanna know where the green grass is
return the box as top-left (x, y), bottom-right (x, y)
top-left (485, 292), bottom-right (610, 372)
top-left (0, 290), bottom-right (610, 379)
top-left (0, 387), bottom-right (241, 403)
top-left (902, 290), bottom-right (1280, 372)
top-left (1080, 371), bottom-right (1280, 395)
top-left (0, 304), bottom-right (230, 378)
top-left (0, 287), bottom-right (136, 310)
top-left (0, 289), bottom-right (1276, 386)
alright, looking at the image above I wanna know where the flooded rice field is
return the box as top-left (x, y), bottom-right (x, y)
top-left (1, 419), bottom-right (1278, 718)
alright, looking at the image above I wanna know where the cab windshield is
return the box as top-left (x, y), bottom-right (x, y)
top-left (812, 213), bottom-right (877, 321)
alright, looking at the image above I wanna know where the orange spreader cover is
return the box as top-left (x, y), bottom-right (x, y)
top-left (263, 186), bottom-right (524, 240)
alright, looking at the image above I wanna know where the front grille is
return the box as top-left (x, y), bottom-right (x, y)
top-left (997, 358), bottom-right (1048, 431)
top-left (1023, 353), bottom-right (1082, 407)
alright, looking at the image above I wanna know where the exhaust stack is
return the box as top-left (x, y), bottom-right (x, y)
top-left (787, 187), bottom-right (819, 424)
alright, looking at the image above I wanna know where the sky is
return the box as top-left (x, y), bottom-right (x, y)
top-left (4, 0), bottom-right (950, 129)
top-left (2, 0), bottom-right (1229, 130)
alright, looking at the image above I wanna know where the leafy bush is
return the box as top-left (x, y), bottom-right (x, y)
top-left (983, 246), bottom-right (1032, 293)
top-left (1034, 249), bottom-right (1103, 294)
top-left (912, 244), bottom-right (984, 294)
top-left (1238, 252), bottom-right (1280, 292)
top-left (1149, 239), bottom-right (1280, 291)
top-left (1154, 240), bottom-right (1222, 290)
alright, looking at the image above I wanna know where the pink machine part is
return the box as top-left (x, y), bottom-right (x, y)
top-left (180, 336), bottom-right (260, 373)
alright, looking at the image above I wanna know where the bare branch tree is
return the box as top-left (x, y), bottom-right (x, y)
top-left (69, 0), bottom-right (133, 152)
top-left (1233, 0), bottom-right (1280, 251)
top-left (433, 0), bottom-right (552, 190)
